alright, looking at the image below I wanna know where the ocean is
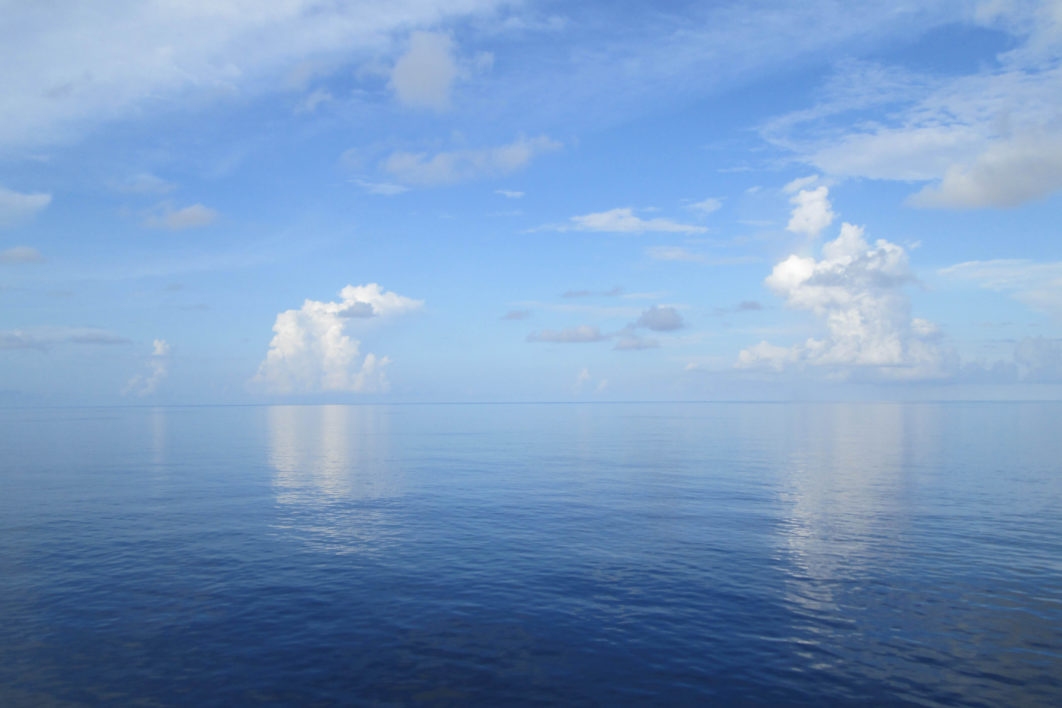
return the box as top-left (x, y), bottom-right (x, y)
top-left (1, 402), bottom-right (1060, 705)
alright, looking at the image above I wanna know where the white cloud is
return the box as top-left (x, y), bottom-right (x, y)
top-left (786, 185), bottom-right (834, 239)
top-left (354, 179), bottom-right (409, 196)
top-left (0, 246), bottom-right (45, 264)
top-left (646, 246), bottom-right (704, 262)
top-left (549, 207), bottom-right (707, 234)
top-left (144, 203), bottom-right (218, 230)
top-left (0, 1), bottom-right (505, 151)
top-left (0, 326), bottom-right (128, 350)
top-left (296, 88), bottom-right (334, 114)
top-left (113, 173), bottom-right (176, 195)
top-left (738, 222), bottom-right (950, 379)
top-left (908, 134), bottom-right (1062, 208)
top-left (783, 175), bottom-right (818, 193)
top-left (764, 5), bottom-right (1062, 208)
top-left (495, 189), bottom-right (524, 198)
top-left (383, 134), bottom-right (560, 185)
top-left (124, 338), bottom-right (171, 396)
top-left (390, 31), bottom-right (458, 111)
top-left (687, 197), bottom-right (722, 214)
top-left (614, 333), bottom-right (659, 350)
top-left (253, 283), bottom-right (422, 394)
top-left (941, 258), bottom-right (1062, 318)
top-left (0, 186), bottom-right (51, 227)
top-left (527, 325), bottom-right (606, 343)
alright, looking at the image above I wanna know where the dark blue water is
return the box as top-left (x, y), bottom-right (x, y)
top-left (1, 403), bottom-right (1060, 705)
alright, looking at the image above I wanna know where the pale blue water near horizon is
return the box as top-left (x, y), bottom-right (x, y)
top-left (1, 402), bottom-right (1060, 705)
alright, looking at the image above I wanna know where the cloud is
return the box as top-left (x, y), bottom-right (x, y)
top-left (546, 207), bottom-right (708, 234)
top-left (390, 32), bottom-right (458, 111)
top-left (0, 246), bottom-right (45, 264)
top-left (737, 222), bottom-right (950, 379)
top-left (383, 134), bottom-right (560, 186)
top-left (495, 189), bottom-right (524, 198)
top-left (354, 179), bottom-right (409, 196)
top-left (0, 186), bottom-right (51, 227)
top-left (113, 173), bottom-right (176, 195)
top-left (647, 246), bottom-right (706, 262)
top-left (1014, 337), bottom-right (1062, 383)
top-left (502, 309), bottom-right (531, 320)
top-left (253, 283), bottom-right (422, 394)
top-left (527, 325), bottom-right (606, 343)
top-left (907, 135), bottom-right (1062, 208)
top-left (614, 333), bottom-right (659, 350)
top-left (124, 339), bottom-right (171, 396)
top-left (0, 326), bottom-right (128, 350)
top-left (688, 197), bottom-right (722, 214)
top-left (144, 203), bottom-right (218, 230)
top-left (783, 175), bottom-right (819, 193)
top-left (786, 185), bottom-right (834, 239)
top-left (296, 88), bottom-right (334, 114)
top-left (764, 7), bottom-right (1062, 208)
top-left (0, 1), bottom-right (506, 151)
top-left (634, 305), bottom-right (685, 332)
top-left (940, 259), bottom-right (1062, 318)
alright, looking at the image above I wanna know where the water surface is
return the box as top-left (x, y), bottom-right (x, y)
top-left (1, 403), bottom-right (1060, 705)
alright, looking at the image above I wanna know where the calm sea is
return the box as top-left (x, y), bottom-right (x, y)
top-left (1, 402), bottom-right (1060, 705)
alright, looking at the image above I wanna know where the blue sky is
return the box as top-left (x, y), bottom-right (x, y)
top-left (2, 0), bottom-right (1062, 404)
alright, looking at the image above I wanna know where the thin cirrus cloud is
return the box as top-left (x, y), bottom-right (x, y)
top-left (526, 325), bottom-right (607, 343)
top-left (382, 135), bottom-right (560, 186)
top-left (0, 1), bottom-right (506, 151)
top-left (0, 246), bottom-right (45, 264)
top-left (541, 207), bottom-right (707, 234)
top-left (764, 6), bottom-right (1062, 208)
top-left (252, 283), bottom-right (423, 394)
top-left (0, 326), bottom-right (129, 350)
top-left (0, 186), bottom-right (51, 227)
top-left (941, 259), bottom-right (1062, 319)
top-left (144, 203), bottom-right (218, 230)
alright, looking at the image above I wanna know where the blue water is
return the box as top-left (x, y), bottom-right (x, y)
top-left (1, 402), bottom-right (1060, 705)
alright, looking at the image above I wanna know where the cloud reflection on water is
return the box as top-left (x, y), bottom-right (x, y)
top-left (268, 404), bottom-right (401, 554)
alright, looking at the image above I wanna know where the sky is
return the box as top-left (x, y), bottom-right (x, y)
top-left (2, 0), bottom-right (1062, 404)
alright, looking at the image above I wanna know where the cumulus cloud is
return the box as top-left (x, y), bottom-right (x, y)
top-left (545, 207), bottom-right (707, 234)
top-left (634, 305), bottom-right (685, 331)
top-left (253, 283), bottom-right (422, 394)
top-left (0, 186), bottom-right (51, 227)
top-left (1014, 337), bottom-right (1062, 382)
top-left (0, 246), bottom-right (45, 264)
top-left (738, 222), bottom-right (950, 379)
top-left (383, 134), bottom-right (560, 185)
top-left (786, 185), bottom-right (834, 239)
top-left (390, 32), bottom-right (458, 111)
top-left (526, 325), bottom-right (606, 343)
top-left (144, 203), bottom-right (218, 230)
top-left (124, 339), bottom-right (171, 396)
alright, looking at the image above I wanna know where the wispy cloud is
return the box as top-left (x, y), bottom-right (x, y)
top-left (540, 207), bottom-right (707, 234)
top-left (0, 186), bottom-right (51, 227)
top-left (0, 246), bottom-right (45, 264)
top-left (383, 134), bottom-right (560, 185)
top-left (144, 203), bottom-right (218, 230)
